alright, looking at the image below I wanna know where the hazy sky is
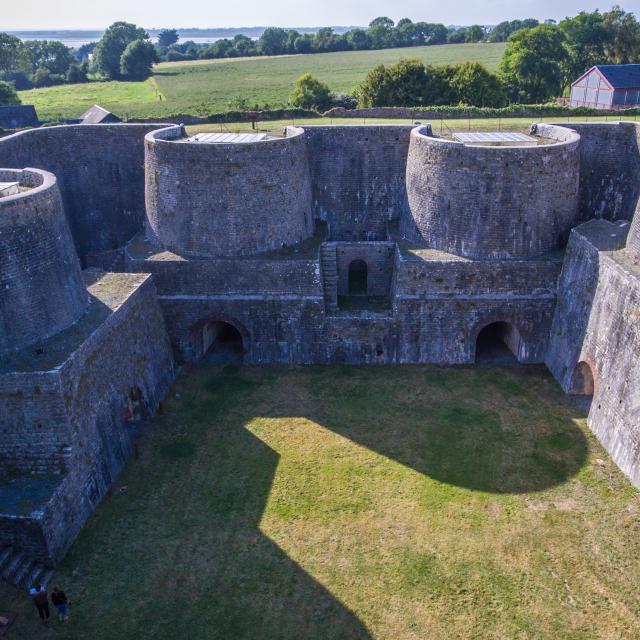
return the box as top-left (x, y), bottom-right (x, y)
top-left (5, 0), bottom-right (640, 30)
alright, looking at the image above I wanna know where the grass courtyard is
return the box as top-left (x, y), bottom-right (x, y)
top-left (2, 364), bottom-right (639, 639)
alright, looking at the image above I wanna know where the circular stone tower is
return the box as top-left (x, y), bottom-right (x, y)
top-left (401, 124), bottom-right (581, 259)
top-left (0, 168), bottom-right (87, 356)
top-left (144, 126), bottom-right (314, 257)
top-left (627, 209), bottom-right (640, 259)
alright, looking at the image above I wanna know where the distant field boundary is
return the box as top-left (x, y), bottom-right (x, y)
top-left (125, 104), bottom-right (640, 125)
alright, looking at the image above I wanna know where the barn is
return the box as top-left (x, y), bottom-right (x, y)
top-left (570, 64), bottom-right (640, 109)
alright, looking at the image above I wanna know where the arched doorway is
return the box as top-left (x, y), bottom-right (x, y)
top-left (348, 259), bottom-right (368, 296)
top-left (475, 321), bottom-right (521, 364)
top-left (569, 361), bottom-right (595, 396)
top-left (202, 321), bottom-right (244, 363)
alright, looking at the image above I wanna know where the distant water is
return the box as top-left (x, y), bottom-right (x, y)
top-left (7, 31), bottom-right (226, 47)
top-left (7, 26), bottom-right (355, 48)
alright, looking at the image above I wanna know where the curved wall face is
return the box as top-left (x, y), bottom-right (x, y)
top-left (559, 122), bottom-right (640, 222)
top-left (627, 211), bottom-right (640, 258)
top-left (145, 126), bottom-right (314, 257)
top-left (0, 168), bottom-right (87, 356)
top-left (297, 125), bottom-right (412, 241)
top-left (0, 124), bottom-right (167, 263)
top-left (402, 125), bottom-right (581, 259)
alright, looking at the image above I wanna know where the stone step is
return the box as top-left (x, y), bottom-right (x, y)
top-left (13, 558), bottom-right (34, 588)
top-left (40, 569), bottom-right (55, 588)
top-left (26, 564), bottom-right (47, 589)
top-left (0, 547), bottom-right (13, 572)
top-left (2, 551), bottom-right (24, 581)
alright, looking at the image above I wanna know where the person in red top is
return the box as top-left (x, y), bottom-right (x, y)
top-left (28, 583), bottom-right (50, 623)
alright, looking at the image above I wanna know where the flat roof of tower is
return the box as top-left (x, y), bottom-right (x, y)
top-left (452, 132), bottom-right (537, 146)
top-left (0, 182), bottom-right (20, 197)
top-left (185, 132), bottom-right (270, 144)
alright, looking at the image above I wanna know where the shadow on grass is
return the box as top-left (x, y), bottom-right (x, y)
top-left (47, 365), bottom-right (589, 640)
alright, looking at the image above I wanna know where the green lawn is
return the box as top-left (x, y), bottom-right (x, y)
top-left (2, 364), bottom-right (639, 639)
top-left (18, 42), bottom-right (505, 120)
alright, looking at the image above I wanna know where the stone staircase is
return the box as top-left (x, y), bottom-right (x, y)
top-left (320, 243), bottom-right (338, 314)
top-left (0, 547), bottom-right (54, 590)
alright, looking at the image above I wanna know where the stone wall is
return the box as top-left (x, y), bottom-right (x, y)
top-left (335, 242), bottom-right (395, 297)
top-left (559, 122), bottom-right (640, 221)
top-left (0, 124), bottom-right (167, 263)
top-left (0, 168), bottom-right (87, 356)
top-left (145, 126), bottom-right (314, 257)
top-left (0, 272), bottom-right (175, 563)
top-left (546, 220), bottom-right (640, 487)
top-left (402, 125), bottom-right (581, 259)
top-left (297, 126), bottom-right (412, 241)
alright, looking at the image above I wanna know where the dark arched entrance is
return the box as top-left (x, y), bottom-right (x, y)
top-left (202, 321), bottom-right (244, 363)
top-left (475, 321), bottom-right (521, 364)
top-left (348, 259), bottom-right (368, 296)
top-left (569, 361), bottom-right (595, 396)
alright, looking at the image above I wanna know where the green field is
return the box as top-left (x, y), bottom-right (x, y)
top-left (2, 364), bottom-right (639, 639)
top-left (19, 42), bottom-right (506, 120)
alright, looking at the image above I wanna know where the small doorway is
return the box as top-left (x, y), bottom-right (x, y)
top-left (569, 361), bottom-right (595, 396)
top-left (348, 259), bottom-right (368, 296)
top-left (202, 321), bottom-right (244, 363)
top-left (475, 322), bottom-right (520, 364)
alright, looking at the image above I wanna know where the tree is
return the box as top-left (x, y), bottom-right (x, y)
top-left (499, 25), bottom-right (566, 103)
top-left (258, 27), bottom-right (288, 55)
top-left (0, 33), bottom-right (29, 75)
top-left (92, 22), bottom-right (148, 79)
top-left (346, 29), bottom-right (371, 50)
top-left (289, 73), bottom-right (332, 110)
top-left (157, 29), bottom-right (179, 48)
top-left (66, 63), bottom-right (88, 83)
top-left (447, 29), bottom-right (468, 44)
top-left (120, 39), bottom-right (158, 80)
top-left (356, 64), bottom-right (393, 106)
top-left (231, 35), bottom-right (257, 57)
top-left (450, 61), bottom-right (507, 107)
top-left (24, 40), bottom-right (74, 76)
top-left (369, 17), bottom-right (395, 29)
top-left (559, 11), bottom-right (608, 85)
top-left (293, 34), bottom-right (314, 54)
top-left (0, 80), bottom-right (20, 105)
top-left (487, 19), bottom-right (539, 42)
top-left (465, 25), bottom-right (485, 43)
top-left (602, 5), bottom-right (640, 64)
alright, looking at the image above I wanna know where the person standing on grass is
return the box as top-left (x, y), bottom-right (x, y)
top-left (29, 583), bottom-right (50, 623)
top-left (51, 586), bottom-right (70, 622)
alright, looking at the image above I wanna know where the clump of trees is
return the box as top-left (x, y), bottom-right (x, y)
top-left (355, 59), bottom-right (507, 108)
top-left (92, 22), bottom-right (158, 80)
top-left (0, 32), bottom-right (88, 88)
top-left (499, 6), bottom-right (640, 103)
top-left (289, 73), bottom-right (333, 109)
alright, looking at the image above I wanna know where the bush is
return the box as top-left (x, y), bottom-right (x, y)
top-left (289, 73), bottom-right (333, 110)
top-left (66, 63), bottom-right (88, 83)
top-left (0, 80), bottom-right (20, 105)
top-left (120, 39), bottom-right (158, 80)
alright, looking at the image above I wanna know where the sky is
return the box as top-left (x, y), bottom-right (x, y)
top-left (4, 0), bottom-right (640, 30)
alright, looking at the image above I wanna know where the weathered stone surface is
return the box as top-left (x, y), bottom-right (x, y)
top-left (402, 125), bottom-right (581, 259)
top-left (145, 125), bottom-right (314, 257)
top-left (0, 124), bottom-right (169, 264)
top-left (0, 168), bottom-right (87, 356)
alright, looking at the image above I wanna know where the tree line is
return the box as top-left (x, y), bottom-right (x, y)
top-left (1, 7), bottom-right (640, 110)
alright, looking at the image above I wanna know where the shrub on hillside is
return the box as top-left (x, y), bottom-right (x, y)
top-left (0, 80), bottom-right (20, 105)
top-left (289, 73), bottom-right (333, 110)
top-left (120, 39), bottom-right (158, 80)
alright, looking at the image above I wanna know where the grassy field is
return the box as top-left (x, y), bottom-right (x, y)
top-left (18, 42), bottom-right (505, 120)
top-left (2, 364), bottom-right (639, 640)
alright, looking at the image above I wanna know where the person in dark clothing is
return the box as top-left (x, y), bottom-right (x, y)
top-left (51, 586), bottom-right (70, 622)
top-left (29, 584), bottom-right (50, 622)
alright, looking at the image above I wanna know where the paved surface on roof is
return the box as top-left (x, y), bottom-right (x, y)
top-left (186, 132), bottom-right (269, 144)
top-left (453, 132), bottom-right (537, 144)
